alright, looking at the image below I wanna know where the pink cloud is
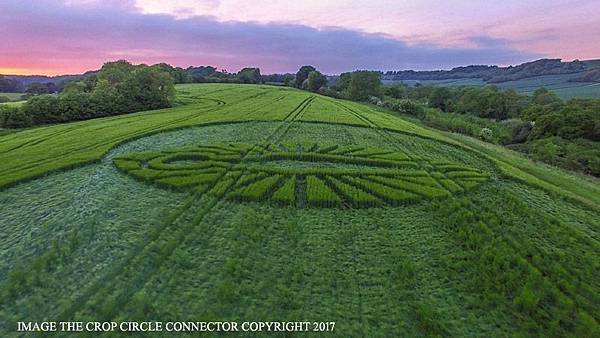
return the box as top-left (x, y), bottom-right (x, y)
top-left (4, 0), bottom-right (594, 76)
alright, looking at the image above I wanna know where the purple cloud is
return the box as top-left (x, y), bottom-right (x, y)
top-left (0, 0), bottom-right (540, 75)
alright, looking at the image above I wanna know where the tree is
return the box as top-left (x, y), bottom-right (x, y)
top-left (345, 71), bottom-right (382, 101)
top-left (90, 79), bottom-right (119, 115)
top-left (186, 66), bottom-right (217, 82)
top-left (502, 89), bottom-right (529, 119)
top-left (97, 60), bottom-right (136, 85)
top-left (58, 92), bottom-right (93, 121)
top-left (118, 66), bottom-right (175, 112)
top-left (283, 75), bottom-right (295, 87)
top-left (295, 66), bottom-right (316, 88)
top-left (306, 71), bottom-right (327, 92)
top-left (151, 63), bottom-right (190, 84)
top-left (236, 68), bottom-right (262, 84)
top-left (453, 86), bottom-right (528, 120)
top-left (23, 95), bottom-right (61, 124)
top-left (428, 87), bottom-right (453, 111)
top-left (62, 81), bottom-right (87, 95)
top-left (531, 107), bottom-right (598, 141)
top-left (0, 106), bottom-right (32, 128)
top-left (25, 83), bottom-right (50, 96)
top-left (333, 72), bottom-right (352, 92)
top-left (532, 88), bottom-right (561, 106)
top-left (385, 84), bottom-right (409, 99)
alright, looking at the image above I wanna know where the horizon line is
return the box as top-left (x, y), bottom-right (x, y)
top-left (1, 57), bottom-right (595, 78)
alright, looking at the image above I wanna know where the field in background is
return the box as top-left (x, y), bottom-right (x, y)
top-left (0, 92), bottom-right (26, 108)
top-left (0, 92), bottom-right (25, 101)
top-left (384, 72), bottom-right (600, 100)
top-left (0, 84), bottom-right (597, 336)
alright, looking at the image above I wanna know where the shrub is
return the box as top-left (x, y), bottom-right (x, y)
top-left (23, 95), bottom-right (61, 124)
top-left (530, 106), bottom-right (598, 141)
top-left (317, 86), bottom-right (342, 98)
top-left (306, 71), bottom-right (327, 92)
top-left (344, 71), bottom-right (383, 101)
top-left (502, 118), bottom-right (533, 143)
top-left (528, 137), bottom-right (563, 165)
top-left (418, 109), bottom-right (512, 144)
top-left (479, 127), bottom-right (493, 141)
top-left (0, 106), bottom-right (32, 128)
top-left (428, 87), bottom-right (453, 111)
top-left (395, 99), bottom-right (425, 116)
top-left (528, 137), bottom-right (600, 176)
top-left (368, 96), bottom-right (382, 105)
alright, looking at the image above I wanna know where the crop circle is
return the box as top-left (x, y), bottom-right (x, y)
top-left (114, 143), bottom-right (489, 208)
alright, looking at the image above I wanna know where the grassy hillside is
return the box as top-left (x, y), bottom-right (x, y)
top-left (0, 84), bottom-right (598, 336)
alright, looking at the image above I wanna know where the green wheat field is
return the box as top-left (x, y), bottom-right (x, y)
top-left (0, 84), bottom-right (598, 336)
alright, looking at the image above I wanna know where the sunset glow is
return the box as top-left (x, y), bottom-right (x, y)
top-left (1, 0), bottom-right (598, 75)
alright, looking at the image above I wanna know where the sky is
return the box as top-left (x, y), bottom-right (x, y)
top-left (0, 0), bottom-right (598, 75)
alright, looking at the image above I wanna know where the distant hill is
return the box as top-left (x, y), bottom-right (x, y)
top-left (0, 71), bottom-right (98, 94)
top-left (381, 58), bottom-right (600, 100)
top-left (570, 68), bottom-right (600, 83)
top-left (3, 71), bottom-right (97, 87)
top-left (383, 58), bottom-right (600, 83)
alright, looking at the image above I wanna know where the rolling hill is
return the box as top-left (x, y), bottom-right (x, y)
top-left (382, 58), bottom-right (600, 100)
top-left (0, 84), bottom-right (598, 336)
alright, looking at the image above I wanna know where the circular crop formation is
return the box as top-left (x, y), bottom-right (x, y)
top-left (113, 143), bottom-right (489, 208)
